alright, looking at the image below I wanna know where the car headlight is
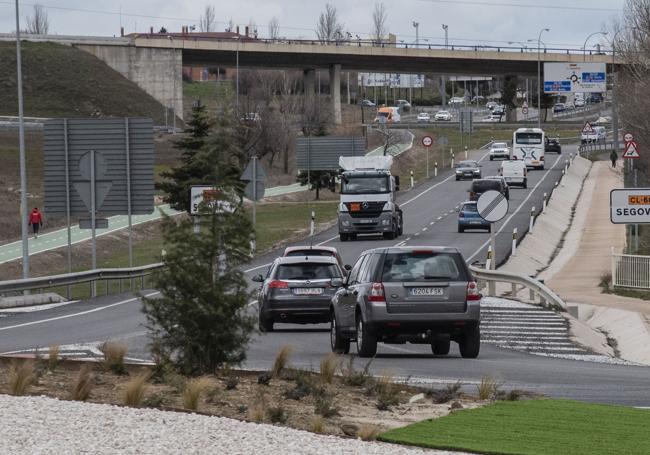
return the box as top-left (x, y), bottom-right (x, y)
top-left (474, 170), bottom-right (480, 173)
top-left (341, 220), bottom-right (350, 227)
top-left (339, 202), bottom-right (347, 212)
top-left (382, 219), bottom-right (390, 226)
top-left (456, 170), bottom-right (462, 174)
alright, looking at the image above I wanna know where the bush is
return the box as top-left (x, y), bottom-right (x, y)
top-left (271, 345), bottom-right (293, 378)
top-left (143, 393), bottom-right (167, 408)
top-left (314, 393), bottom-right (339, 418)
top-left (99, 341), bottom-right (128, 375)
top-left (319, 353), bottom-right (340, 384)
top-left (267, 405), bottom-right (289, 424)
top-left (341, 357), bottom-right (373, 387)
top-left (122, 371), bottom-right (150, 407)
top-left (426, 380), bottom-right (463, 404)
top-left (182, 377), bottom-right (212, 411)
top-left (47, 345), bottom-right (60, 371)
top-left (477, 375), bottom-right (502, 400)
top-left (70, 364), bottom-right (94, 401)
top-left (310, 416), bottom-right (325, 434)
top-left (8, 360), bottom-right (35, 396)
top-left (357, 424), bottom-right (382, 441)
top-left (248, 392), bottom-right (267, 422)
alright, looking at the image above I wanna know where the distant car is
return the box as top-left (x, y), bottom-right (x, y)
top-left (574, 97), bottom-right (586, 107)
top-left (499, 160), bottom-right (527, 188)
top-left (552, 103), bottom-right (566, 113)
top-left (241, 112), bottom-right (261, 122)
top-left (360, 99), bottom-right (376, 107)
top-left (589, 93), bottom-right (603, 103)
top-left (396, 99), bottom-right (412, 112)
top-left (449, 97), bottom-right (465, 106)
top-left (471, 95), bottom-right (485, 103)
top-left (483, 176), bottom-right (510, 200)
top-left (458, 201), bottom-right (491, 233)
top-left (253, 256), bottom-right (344, 331)
top-left (581, 125), bottom-right (607, 144)
top-left (492, 105), bottom-right (505, 115)
top-left (486, 101), bottom-right (498, 111)
top-left (545, 137), bottom-right (562, 154)
top-left (469, 178), bottom-right (508, 201)
top-left (455, 160), bottom-right (481, 181)
top-left (434, 110), bottom-right (452, 121)
top-left (417, 112), bottom-right (431, 123)
top-left (593, 116), bottom-right (611, 125)
top-left (283, 245), bottom-right (345, 268)
top-left (489, 142), bottom-right (510, 161)
top-left (481, 114), bottom-right (503, 123)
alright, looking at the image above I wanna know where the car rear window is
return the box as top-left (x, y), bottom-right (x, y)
top-left (381, 252), bottom-right (468, 282)
top-left (462, 204), bottom-right (478, 212)
top-left (276, 263), bottom-right (341, 280)
top-left (492, 143), bottom-right (507, 148)
top-left (472, 180), bottom-right (501, 193)
top-left (285, 250), bottom-right (334, 258)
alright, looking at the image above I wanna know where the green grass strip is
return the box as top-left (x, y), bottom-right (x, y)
top-left (379, 399), bottom-right (650, 455)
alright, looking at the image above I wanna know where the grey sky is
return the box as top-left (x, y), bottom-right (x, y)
top-left (0, 0), bottom-right (624, 49)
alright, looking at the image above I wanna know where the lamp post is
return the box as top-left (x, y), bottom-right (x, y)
top-left (610, 29), bottom-right (624, 157)
top-left (14, 0), bottom-right (29, 279)
top-left (537, 27), bottom-right (550, 129)
top-left (442, 24), bottom-right (449, 107)
top-left (442, 24), bottom-right (448, 48)
top-left (411, 21), bottom-right (419, 105)
top-left (583, 31), bottom-right (608, 62)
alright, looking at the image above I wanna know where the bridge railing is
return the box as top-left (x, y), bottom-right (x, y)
top-left (578, 141), bottom-right (617, 156)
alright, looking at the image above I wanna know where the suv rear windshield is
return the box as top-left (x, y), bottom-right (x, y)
top-left (492, 142), bottom-right (507, 148)
top-left (286, 250), bottom-right (335, 258)
top-left (276, 263), bottom-right (341, 280)
top-left (471, 180), bottom-right (501, 193)
top-left (461, 203), bottom-right (478, 212)
top-left (381, 252), bottom-right (468, 282)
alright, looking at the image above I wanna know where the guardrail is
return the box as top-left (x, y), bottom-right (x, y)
top-left (612, 251), bottom-right (650, 289)
top-left (469, 265), bottom-right (567, 310)
top-left (579, 141), bottom-right (617, 156)
top-left (0, 263), bottom-right (164, 298)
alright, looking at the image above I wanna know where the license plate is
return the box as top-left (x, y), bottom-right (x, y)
top-left (293, 288), bottom-right (323, 295)
top-left (470, 220), bottom-right (482, 224)
top-left (410, 287), bottom-right (444, 296)
top-left (359, 219), bottom-right (374, 224)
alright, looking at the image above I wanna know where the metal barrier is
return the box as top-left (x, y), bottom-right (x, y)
top-left (579, 141), bottom-right (616, 156)
top-left (612, 251), bottom-right (650, 289)
top-left (0, 263), bottom-right (164, 297)
top-left (469, 265), bottom-right (566, 310)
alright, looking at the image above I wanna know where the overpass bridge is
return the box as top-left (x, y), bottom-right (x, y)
top-left (1, 33), bottom-right (618, 124)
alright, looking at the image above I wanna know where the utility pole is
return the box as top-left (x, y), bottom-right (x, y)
top-left (537, 27), bottom-right (550, 129)
top-left (442, 24), bottom-right (449, 108)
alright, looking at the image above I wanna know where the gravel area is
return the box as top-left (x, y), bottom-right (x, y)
top-left (0, 395), bottom-right (467, 454)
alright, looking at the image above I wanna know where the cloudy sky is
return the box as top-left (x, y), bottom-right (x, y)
top-left (0, 0), bottom-right (624, 49)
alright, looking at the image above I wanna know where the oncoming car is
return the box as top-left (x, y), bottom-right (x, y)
top-left (417, 112), bottom-right (431, 123)
top-left (455, 160), bottom-right (481, 181)
top-left (435, 110), bottom-right (452, 121)
top-left (489, 142), bottom-right (510, 161)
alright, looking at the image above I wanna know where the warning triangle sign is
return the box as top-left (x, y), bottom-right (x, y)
top-left (624, 141), bottom-right (640, 159)
top-left (582, 122), bottom-right (594, 134)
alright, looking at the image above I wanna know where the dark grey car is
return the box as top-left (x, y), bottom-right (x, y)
top-left (329, 247), bottom-right (481, 358)
top-left (253, 256), bottom-right (344, 332)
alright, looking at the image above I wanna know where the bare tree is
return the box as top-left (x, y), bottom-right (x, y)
top-left (268, 16), bottom-right (280, 40)
top-left (316, 3), bottom-right (344, 43)
top-left (199, 5), bottom-right (216, 32)
top-left (26, 4), bottom-right (49, 35)
top-left (226, 18), bottom-right (235, 33)
top-left (372, 2), bottom-right (387, 45)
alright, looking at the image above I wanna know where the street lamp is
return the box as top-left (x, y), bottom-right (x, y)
top-left (442, 24), bottom-right (448, 48)
top-left (583, 31), bottom-right (608, 62)
top-left (411, 21), bottom-right (419, 105)
top-left (442, 24), bottom-right (449, 107)
top-left (537, 27), bottom-right (550, 129)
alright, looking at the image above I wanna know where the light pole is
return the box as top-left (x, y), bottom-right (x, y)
top-left (14, 0), bottom-right (29, 279)
top-left (537, 27), bottom-right (550, 129)
top-left (442, 24), bottom-right (449, 107)
top-left (442, 24), bottom-right (448, 48)
top-left (583, 31), bottom-right (608, 62)
top-left (610, 29), bottom-right (623, 156)
top-left (411, 21), bottom-right (419, 105)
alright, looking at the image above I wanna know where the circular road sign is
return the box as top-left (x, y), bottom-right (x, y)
top-left (422, 135), bottom-right (433, 147)
top-left (624, 132), bottom-right (634, 143)
top-left (522, 106), bottom-right (529, 115)
top-left (477, 190), bottom-right (509, 223)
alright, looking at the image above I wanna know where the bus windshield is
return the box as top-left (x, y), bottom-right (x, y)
top-left (515, 133), bottom-right (543, 144)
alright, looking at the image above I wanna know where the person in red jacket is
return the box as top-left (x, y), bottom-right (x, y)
top-left (29, 207), bottom-right (43, 239)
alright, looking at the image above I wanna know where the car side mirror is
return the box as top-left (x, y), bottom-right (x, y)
top-left (331, 278), bottom-right (345, 288)
top-left (344, 264), bottom-right (352, 271)
top-left (252, 274), bottom-right (264, 283)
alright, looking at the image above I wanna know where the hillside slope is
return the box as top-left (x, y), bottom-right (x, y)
top-left (0, 41), bottom-right (166, 123)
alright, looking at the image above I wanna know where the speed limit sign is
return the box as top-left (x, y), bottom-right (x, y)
top-left (422, 135), bottom-right (433, 147)
top-left (522, 107), bottom-right (529, 115)
top-left (624, 132), bottom-right (634, 143)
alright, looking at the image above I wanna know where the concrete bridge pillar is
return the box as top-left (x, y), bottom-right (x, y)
top-left (329, 64), bottom-right (342, 125)
top-left (303, 68), bottom-right (315, 101)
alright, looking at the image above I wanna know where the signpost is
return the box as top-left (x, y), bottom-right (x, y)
top-left (623, 141), bottom-right (640, 159)
top-left (477, 190), bottom-right (509, 272)
top-left (582, 122), bottom-right (594, 134)
top-left (610, 189), bottom-right (650, 224)
top-left (422, 135), bottom-right (433, 178)
top-left (522, 101), bottom-right (529, 118)
top-left (240, 156), bottom-right (267, 252)
top-left (544, 62), bottom-right (607, 93)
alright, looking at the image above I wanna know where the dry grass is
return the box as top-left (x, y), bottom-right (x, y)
top-left (319, 353), bottom-right (341, 384)
top-left (70, 364), bottom-right (94, 401)
top-left (310, 416), bottom-right (325, 434)
top-left (122, 371), bottom-right (150, 406)
top-left (357, 423), bottom-right (382, 441)
top-left (271, 345), bottom-right (293, 378)
top-left (8, 360), bottom-right (35, 396)
top-left (99, 341), bottom-right (128, 375)
top-left (374, 372), bottom-right (400, 411)
top-left (341, 356), bottom-right (373, 387)
top-left (182, 377), bottom-right (212, 411)
top-left (477, 375), bottom-right (502, 400)
top-left (47, 345), bottom-right (60, 370)
top-left (248, 392), bottom-right (268, 423)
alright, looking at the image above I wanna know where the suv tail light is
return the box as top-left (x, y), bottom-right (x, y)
top-left (459, 211), bottom-right (465, 218)
top-left (369, 283), bottom-right (386, 302)
top-left (541, 155), bottom-right (545, 161)
top-left (269, 280), bottom-right (289, 289)
top-left (467, 281), bottom-right (481, 301)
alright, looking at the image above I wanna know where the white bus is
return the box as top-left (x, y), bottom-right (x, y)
top-left (512, 128), bottom-right (545, 170)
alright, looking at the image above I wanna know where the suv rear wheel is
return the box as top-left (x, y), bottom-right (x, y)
top-left (458, 325), bottom-right (480, 358)
top-left (259, 317), bottom-right (274, 332)
top-left (356, 314), bottom-right (377, 357)
top-left (431, 334), bottom-right (451, 356)
top-left (330, 313), bottom-right (350, 354)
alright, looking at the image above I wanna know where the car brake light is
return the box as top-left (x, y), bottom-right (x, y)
top-left (369, 283), bottom-right (386, 302)
top-left (467, 281), bottom-right (481, 301)
top-left (269, 280), bottom-right (289, 289)
top-left (541, 156), bottom-right (545, 161)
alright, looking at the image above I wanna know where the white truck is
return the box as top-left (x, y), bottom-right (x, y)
top-left (337, 156), bottom-right (403, 241)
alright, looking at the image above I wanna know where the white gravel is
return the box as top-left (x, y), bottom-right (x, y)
top-left (0, 395), bottom-right (467, 455)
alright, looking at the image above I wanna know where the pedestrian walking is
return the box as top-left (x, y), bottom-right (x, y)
top-left (610, 150), bottom-right (618, 168)
top-left (29, 207), bottom-right (43, 239)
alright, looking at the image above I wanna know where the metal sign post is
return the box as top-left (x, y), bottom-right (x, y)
top-left (90, 149), bottom-right (97, 297)
top-left (477, 190), bottom-right (509, 275)
top-left (422, 135), bottom-right (433, 178)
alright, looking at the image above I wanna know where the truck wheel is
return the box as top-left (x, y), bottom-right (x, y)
top-left (523, 179), bottom-right (527, 189)
top-left (459, 325), bottom-right (480, 359)
top-left (383, 225), bottom-right (396, 240)
top-left (339, 233), bottom-right (348, 242)
top-left (330, 314), bottom-right (350, 354)
top-left (432, 335), bottom-right (451, 356)
top-left (458, 226), bottom-right (464, 233)
top-left (398, 218), bottom-right (404, 236)
top-left (356, 314), bottom-right (377, 358)
top-left (489, 156), bottom-right (493, 161)
top-left (487, 225), bottom-right (491, 233)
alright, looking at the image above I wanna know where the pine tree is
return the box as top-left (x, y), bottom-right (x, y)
top-left (297, 170), bottom-right (337, 200)
top-left (144, 114), bottom-right (254, 375)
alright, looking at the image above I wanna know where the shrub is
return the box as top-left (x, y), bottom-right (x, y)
top-left (225, 375), bottom-right (239, 390)
top-left (426, 380), bottom-right (463, 404)
top-left (271, 345), bottom-right (293, 378)
top-left (99, 341), bottom-right (128, 375)
top-left (477, 375), bottom-right (502, 400)
top-left (70, 364), bottom-right (94, 401)
top-left (143, 393), bottom-right (167, 408)
top-left (310, 416), bottom-right (325, 434)
top-left (182, 377), bottom-right (212, 411)
top-left (366, 373), bottom-right (400, 411)
top-left (599, 272), bottom-right (612, 292)
top-left (267, 405), bottom-right (289, 424)
top-left (314, 393), bottom-right (339, 418)
top-left (122, 371), bottom-right (150, 406)
top-left (248, 392), bottom-right (267, 422)
top-left (319, 353), bottom-right (340, 384)
top-left (341, 357), bottom-right (373, 387)
top-left (8, 360), bottom-right (35, 396)
top-left (48, 345), bottom-right (60, 371)
top-left (357, 424), bottom-right (382, 441)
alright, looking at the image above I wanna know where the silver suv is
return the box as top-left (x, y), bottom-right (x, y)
top-left (329, 247), bottom-right (481, 358)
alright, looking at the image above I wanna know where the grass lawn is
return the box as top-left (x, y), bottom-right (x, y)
top-left (379, 399), bottom-right (650, 455)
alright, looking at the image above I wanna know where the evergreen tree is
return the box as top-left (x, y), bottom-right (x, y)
top-left (157, 101), bottom-right (214, 212)
top-left (297, 170), bottom-right (336, 200)
top-left (144, 114), bottom-right (254, 375)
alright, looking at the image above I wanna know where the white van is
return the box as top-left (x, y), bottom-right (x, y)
top-left (512, 128), bottom-right (545, 170)
top-left (499, 160), bottom-right (527, 188)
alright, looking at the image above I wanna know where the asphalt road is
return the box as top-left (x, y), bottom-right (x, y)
top-left (2, 144), bottom-right (649, 405)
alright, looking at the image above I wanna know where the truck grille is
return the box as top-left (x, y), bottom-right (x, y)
top-left (345, 201), bottom-right (385, 218)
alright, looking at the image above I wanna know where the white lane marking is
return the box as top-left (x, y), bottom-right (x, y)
top-left (429, 221), bottom-right (434, 225)
top-left (422, 227), bottom-right (427, 232)
top-left (467, 154), bottom-right (563, 262)
top-left (437, 216), bottom-right (443, 220)
top-left (248, 300), bottom-right (258, 307)
top-left (0, 292), bottom-right (159, 333)
top-left (482, 330), bottom-right (567, 335)
top-left (414, 232), bottom-right (420, 237)
top-left (483, 340), bottom-right (575, 346)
